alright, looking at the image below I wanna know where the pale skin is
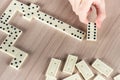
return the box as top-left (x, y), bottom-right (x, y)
top-left (68, 0), bottom-right (106, 28)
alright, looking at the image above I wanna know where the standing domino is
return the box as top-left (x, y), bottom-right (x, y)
top-left (87, 22), bottom-right (97, 41)
top-left (63, 73), bottom-right (83, 80)
top-left (63, 55), bottom-right (78, 74)
top-left (46, 58), bottom-right (61, 78)
top-left (76, 60), bottom-right (94, 80)
top-left (114, 74), bottom-right (120, 80)
top-left (94, 75), bottom-right (105, 80)
top-left (92, 59), bottom-right (113, 77)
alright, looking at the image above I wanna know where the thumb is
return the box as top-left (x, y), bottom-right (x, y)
top-left (77, 0), bottom-right (94, 24)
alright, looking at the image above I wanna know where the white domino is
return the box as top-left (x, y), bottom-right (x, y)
top-left (76, 60), bottom-right (94, 80)
top-left (63, 73), bottom-right (83, 80)
top-left (63, 55), bottom-right (78, 74)
top-left (87, 22), bottom-right (97, 41)
top-left (46, 76), bottom-right (57, 80)
top-left (94, 75), bottom-right (105, 80)
top-left (46, 58), bottom-right (61, 78)
top-left (10, 54), bottom-right (28, 69)
top-left (114, 74), bottom-right (120, 80)
top-left (10, 49), bottom-right (28, 69)
top-left (92, 59), bottom-right (113, 77)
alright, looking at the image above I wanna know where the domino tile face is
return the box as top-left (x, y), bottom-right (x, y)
top-left (87, 22), bottom-right (97, 41)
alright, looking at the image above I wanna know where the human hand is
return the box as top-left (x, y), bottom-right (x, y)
top-left (68, 0), bottom-right (106, 28)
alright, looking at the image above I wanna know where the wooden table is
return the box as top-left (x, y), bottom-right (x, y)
top-left (0, 0), bottom-right (120, 80)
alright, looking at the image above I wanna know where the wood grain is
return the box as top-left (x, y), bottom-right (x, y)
top-left (0, 0), bottom-right (120, 80)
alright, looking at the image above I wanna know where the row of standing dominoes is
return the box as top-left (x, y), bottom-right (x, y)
top-left (0, 0), bottom-right (85, 70)
top-left (45, 54), bottom-right (114, 80)
top-left (0, 0), bottom-right (97, 70)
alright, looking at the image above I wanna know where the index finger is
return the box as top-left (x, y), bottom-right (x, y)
top-left (77, 0), bottom-right (95, 24)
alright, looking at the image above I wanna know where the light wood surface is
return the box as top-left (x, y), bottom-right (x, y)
top-left (0, 0), bottom-right (120, 80)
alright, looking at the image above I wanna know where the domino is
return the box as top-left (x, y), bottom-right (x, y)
top-left (46, 58), bottom-right (61, 77)
top-left (94, 75), bottom-right (105, 80)
top-left (63, 55), bottom-right (78, 74)
top-left (92, 59), bottom-right (113, 77)
top-left (87, 22), bottom-right (97, 41)
top-left (114, 74), bottom-right (120, 80)
top-left (10, 52), bottom-right (28, 70)
top-left (46, 76), bottom-right (57, 80)
top-left (76, 60), bottom-right (94, 80)
top-left (63, 73), bottom-right (83, 80)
